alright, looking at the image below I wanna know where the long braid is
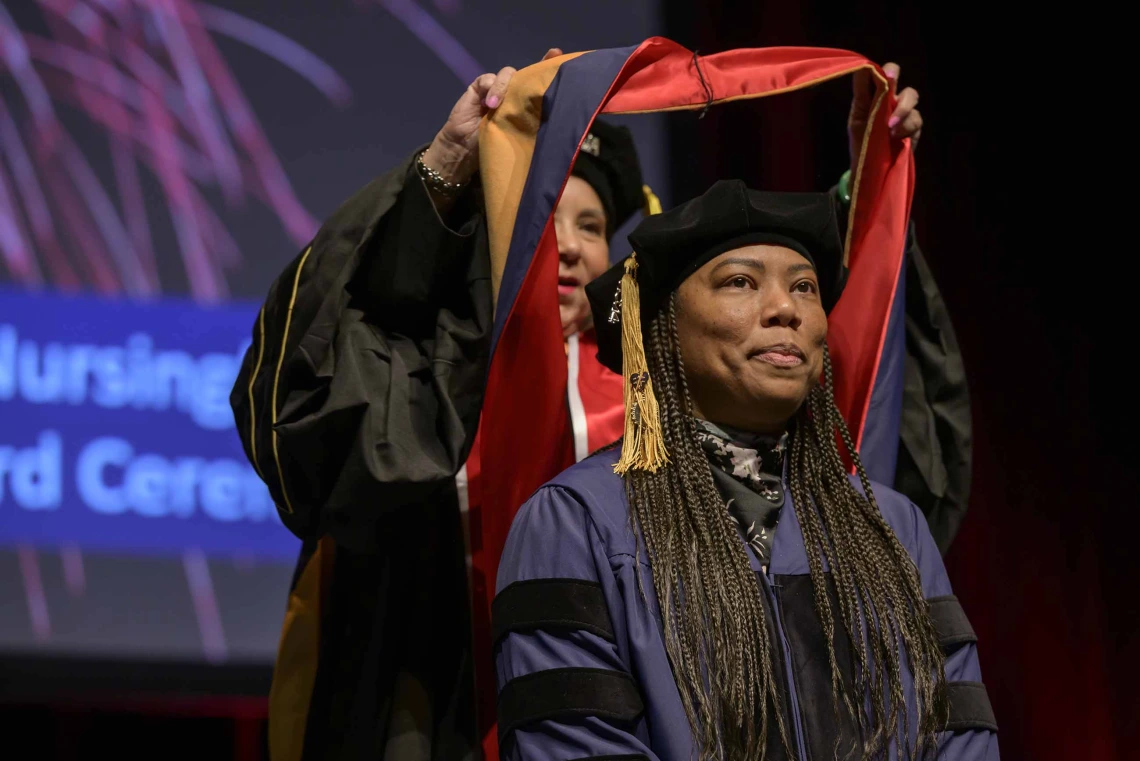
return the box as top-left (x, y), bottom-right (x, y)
top-left (624, 296), bottom-right (947, 761)
top-left (789, 348), bottom-right (948, 759)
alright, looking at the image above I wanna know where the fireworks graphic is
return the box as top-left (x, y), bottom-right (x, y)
top-left (0, 1), bottom-right (357, 299)
top-left (0, 0), bottom-right (480, 302)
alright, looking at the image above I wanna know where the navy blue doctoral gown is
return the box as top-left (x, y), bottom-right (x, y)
top-left (493, 449), bottom-right (999, 761)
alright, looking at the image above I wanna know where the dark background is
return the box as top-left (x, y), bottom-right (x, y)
top-left (4, 1), bottom-right (1130, 760)
top-left (663, 2), bottom-right (1129, 760)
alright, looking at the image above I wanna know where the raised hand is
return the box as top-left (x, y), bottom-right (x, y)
top-left (848, 61), bottom-right (923, 174)
top-left (421, 48), bottom-right (563, 187)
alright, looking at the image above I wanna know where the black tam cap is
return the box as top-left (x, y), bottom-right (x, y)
top-left (571, 119), bottom-right (646, 239)
top-left (586, 179), bottom-right (846, 375)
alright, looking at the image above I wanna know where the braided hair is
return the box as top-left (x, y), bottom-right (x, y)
top-left (625, 294), bottom-right (948, 761)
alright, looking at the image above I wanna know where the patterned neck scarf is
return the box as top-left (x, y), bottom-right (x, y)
top-left (694, 420), bottom-right (788, 569)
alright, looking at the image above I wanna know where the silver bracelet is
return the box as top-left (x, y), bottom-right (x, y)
top-left (416, 149), bottom-right (467, 197)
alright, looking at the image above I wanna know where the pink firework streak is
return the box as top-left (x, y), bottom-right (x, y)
top-left (0, 0), bottom-right (352, 299)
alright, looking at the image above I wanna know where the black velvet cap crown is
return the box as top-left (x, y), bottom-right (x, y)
top-left (585, 179), bottom-right (846, 374)
top-left (571, 119), bottom-right (646, 239)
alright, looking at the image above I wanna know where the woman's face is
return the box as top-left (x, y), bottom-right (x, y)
top-left (675, 244), bottom-right (828, 433)
top-left (555, 176), bottom-right (610, 338)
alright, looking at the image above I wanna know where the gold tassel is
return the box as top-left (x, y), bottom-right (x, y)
top-left (613, 253), bottom-right (669, 475)
top-left (642, 184), bottom-right (662, 216)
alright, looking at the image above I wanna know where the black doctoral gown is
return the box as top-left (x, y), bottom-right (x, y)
top-left (231, 149), bottom-right (489, 761)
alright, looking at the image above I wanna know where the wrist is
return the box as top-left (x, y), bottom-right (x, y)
top-left (423, 135), bottom-right (475, 187)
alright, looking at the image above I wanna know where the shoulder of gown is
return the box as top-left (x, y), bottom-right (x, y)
top-left (542, 448), bottom-right (641, 559)
top-left (230, 147), bottom-right (492, 550)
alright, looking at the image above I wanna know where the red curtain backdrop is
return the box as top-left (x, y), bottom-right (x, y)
top-left (663, 3), bottom-right (1132, 760)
